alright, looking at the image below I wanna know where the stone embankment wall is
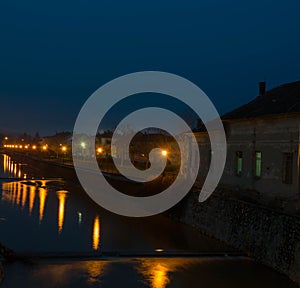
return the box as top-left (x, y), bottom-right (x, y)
top-left (177, 191), bottom-right (300, 284)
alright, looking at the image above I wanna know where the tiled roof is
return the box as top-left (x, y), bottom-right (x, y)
top-left (222, 80), bottom-right (300, 120)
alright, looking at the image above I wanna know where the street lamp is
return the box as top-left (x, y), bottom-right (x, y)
top-left (61, 146), bottom-right (67, 163)
top-left (161, 150), bottom-right (168, 157)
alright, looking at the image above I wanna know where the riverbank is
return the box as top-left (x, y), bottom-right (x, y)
top-left (3, 151), bottom-right (177, 197)
top-left (172, 191), bottom-right (300, 285)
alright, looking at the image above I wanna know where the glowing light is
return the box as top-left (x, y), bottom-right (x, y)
top-left (140, 261), bottom-right (170, 288)
top-left (81, 142), bottom-right (86, 149)
top-left (85, 261), bottom-right (107, 284)
top-left (21, 186), bottom-right (27, 208)
top-left (19, 145), bottom-right (23, 149)
top-left (1, 182), bottom-right (13, 204)
top-left (25, 145), bottom-right (28, 149)
top-left (78, 212), bottom-right (82, 225)
top-left (32, 145), bottom-right (37, 150)
top-left (39, 188), bottom-right (47, 223)
top-left (4, 137), bottom-right (8, 140)
top-left (29, 186), bottom-right (36, 215)
top-left (12, 182), bottom-right (17, 204)
top-left (3, 155), bottom-right (8, 173)
top-left (61, 146), bottom-right (67, 152)
top-left (155, 249), bottom-right (164, 253)
top-left (10, 161), bottom-right (13, 173)
top-left (42, 145), bottom-right (47, 150)
top-left (161, 150), bottom-right (168, 157)
top-left (40, 180), bottom-right (47, 187)
top-left (13, 163), bottom-right (17, 176)
top-left (92, 216), bottom-right (101, 250)
top-left (16, 183), bottom-right (21, 205)
top-left (97, 147), bottom-right (103, 154)
top-left (57, 190), bottom-right (68, 234)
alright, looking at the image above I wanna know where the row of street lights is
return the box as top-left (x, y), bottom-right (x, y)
top-left (3, 143), bottom-right (67, 153)
top-left (4, 144), bottom-right (37, 150)
top-left (3, 139), bottom-right (168, 159)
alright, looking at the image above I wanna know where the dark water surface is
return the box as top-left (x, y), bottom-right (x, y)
top-left (0, 153), bottom-right (298, 287)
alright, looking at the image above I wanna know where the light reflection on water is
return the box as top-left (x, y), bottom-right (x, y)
top-left (92, 216), bottom-right (101, 251)
top-left (3, 154), bottom-right (24, 179)
top-left (0, 155), bottom-right (299, 287)
top-left (57, 190), bottom-right (68, 234)
top-left (1, 180), bottom-right (101, 251)
top-left (1, 153), bottom-right (235, 255)
top-left (2, 257), bottom-right (298, 288)
top-left (137, 258), bottom-right (195, 288)
top-left (84, 260), bottom-right (107, 284)
top-left (29, 185), bottom-right (35, 215)
top-left (39, 187), bottom-right (47, 223)
top-left (1, 182), bottom-right (101, 252)
top-left (0, 154), bottom-right (102, 253)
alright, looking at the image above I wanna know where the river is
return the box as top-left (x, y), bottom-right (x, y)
top-left (0, 153), bottom-right (298, 287)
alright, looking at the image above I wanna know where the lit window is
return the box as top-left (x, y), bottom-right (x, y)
top-left (255, 151), bottom-right (262, 178)
top-left (236, 151), bottom-right (243, 177)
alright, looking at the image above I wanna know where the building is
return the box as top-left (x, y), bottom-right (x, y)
top-left (194, 81), bottom-right (300, 211)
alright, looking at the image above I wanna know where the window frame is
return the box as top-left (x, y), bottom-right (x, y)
top-left (254, 151), bottom-right (262, 179)
top-left (236, 151), bottom-right (243, 177)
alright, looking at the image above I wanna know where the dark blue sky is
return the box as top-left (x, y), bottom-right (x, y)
top-left (1, 0), bottom-right (300, 135)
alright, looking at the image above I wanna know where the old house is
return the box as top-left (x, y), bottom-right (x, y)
top-left (194, 81), bottom-right (300, 210)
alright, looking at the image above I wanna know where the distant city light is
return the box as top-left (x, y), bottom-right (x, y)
top-left (62, 146), bottom-right (67, 152)
top-left (42, 145), bottom-right (47, 150)
top-left (161, 150), bottom-right (168, 157)
top-left (32, 145), bottom-right (37, 150)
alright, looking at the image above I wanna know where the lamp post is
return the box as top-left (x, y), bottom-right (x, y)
top-left (61, 146), bottom-right (67, 164)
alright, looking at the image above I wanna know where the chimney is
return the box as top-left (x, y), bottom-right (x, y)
top-left (259, 81), bottom-right (266, 96)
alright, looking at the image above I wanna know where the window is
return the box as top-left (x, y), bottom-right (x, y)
top-left (236, 151), bottom-right (243, 177)
top-left (282, 153), bottom-right (293, 184)
top-left (255, 151), bottom-right (262, 178)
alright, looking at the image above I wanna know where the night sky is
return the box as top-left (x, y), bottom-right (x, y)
top-left (0, 0), bottom-right (300, 135)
